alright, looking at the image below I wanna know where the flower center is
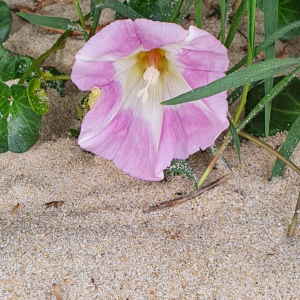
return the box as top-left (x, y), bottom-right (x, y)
top-left (137, 49), bottom-right (162, 103)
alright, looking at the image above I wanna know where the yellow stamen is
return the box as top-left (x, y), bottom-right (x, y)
top-left (88, 87), bottom-right (101, 109)
top-left (137, 49), bottom-right (163, 103)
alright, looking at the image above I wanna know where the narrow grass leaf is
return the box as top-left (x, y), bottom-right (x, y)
top-left (224, 0), bottom-right (246, 49)
top-left (271, 115), bottom-right (300, 178)
top-left (228, 118), bottom-right (241, 163)
top-left (17, 13), bottom-right (82, 32)
top-left (98, 0), bottom-right (144, 20)
top-left (236, 66), bottom-right (300, 131)
top-left (227, 20), bottom-right (300, 74)
top-left (263, 0), bottom-right (278, 137)
top-left (163, 58), bottom-right (300, 106)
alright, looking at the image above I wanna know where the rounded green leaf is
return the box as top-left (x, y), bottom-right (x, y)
top-left (26, 78), bottom-right (50, 114)
top-left (0, 1), bottom-right (12, 44)
top-left (0, 83), bottom-right (42, 153)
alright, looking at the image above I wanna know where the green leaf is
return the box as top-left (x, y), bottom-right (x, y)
top-left (263, 0), bottom-right (278, 137)
top-left (227, 20), bottom-right (300, 74)
top-left (227, 80), bottom-right (262, 106)
top-left (0, 1), bottom-right (12, 44)
top-left (174, 0), bottom-right (194, 24)
top-left (0, 83), bottom-right (42, 153)
top-left (0, 46), bottom-right (19, 81)
top-left (70, 128), bottom-right (80, 138)
top-left (15, 55), bottom-right (34, 79)
top-left (271, 115), bottom-right (300, 178)
top-left (228, 118), bottom-right (241, 163)
top-left (99, 0), bottom-right (144, 20)
top-left (257, 0), bottom-right (300, 40)
top-left (41, 67), bottom-right (67, 97)
top-left (26, 78), bottom-right (50, 114)
top-left (245, 76), bottom-right (300, 137)
top-left (17, 13), bottom-right (82, 32)
top-left (237, 66), bottom-right (300, 132)
top-left (166, 159), bottom-right (197, 188)
top-left (224, 0), bottom-right (246, 49)
top-left (163, 58), bottom-right (300, 106)
top-left (125, 0), bottom-right (181, 21)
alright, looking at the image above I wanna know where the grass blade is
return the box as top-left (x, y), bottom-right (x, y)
top-left (228, 117), bottom-right (241, 163)
top-left (98, 0), bottom-right (144, 20)
top-left (271, 115), bottom-right (300, 178)
top-left (263, 0), bottom-right (278, 137)
top-left (227, 20), bottom-right (300, 74)
top-left (225, 0), bottom-right (246, 49)
top-left (162, 58), bottom-right (300, 106)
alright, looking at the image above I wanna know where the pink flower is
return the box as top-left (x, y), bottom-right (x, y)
top-left (71, 19), bottom-right (229, 181)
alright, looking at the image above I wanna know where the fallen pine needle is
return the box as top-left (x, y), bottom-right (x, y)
top-left (143, 174), bottom-right (231, 212)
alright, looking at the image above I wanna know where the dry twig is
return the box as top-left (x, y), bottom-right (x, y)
top-left (143, 174), bottom-right (231, 212)
top-left (45, 201), bottom-right (64, 208)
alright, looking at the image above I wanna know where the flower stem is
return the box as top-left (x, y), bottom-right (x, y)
top-left (195, 0), bottom-right (202, 29)
top-left (288, 190), bottom-right (300, 237)
top-left (43, 75), bottom-right (71, 81)
top-left (18, 31), bottom-right (71, 84)
top-left (73, 0), bottom-right (88, 42)
top-left (220, 0), bottom-right (226, 44)
top-left (197, 132), bottom-right (232, 188)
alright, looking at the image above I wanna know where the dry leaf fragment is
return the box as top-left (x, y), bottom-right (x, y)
top-left (52, 284), bottom-right (63, 300)
top-left (45, 201), bottom-right (64, 208)
top-left (11, 203), bottom-right (20, 213)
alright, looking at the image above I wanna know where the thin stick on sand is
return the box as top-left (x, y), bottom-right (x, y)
top-left (143, 174), bottom-right (231, 213)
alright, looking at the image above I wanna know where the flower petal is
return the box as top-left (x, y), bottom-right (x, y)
top-left (78, 81), bottom-right (123, 146)
top-left (164, 26), bottom-right (229, 73)
top-left (76, 19), bottom-right (142, 62)
top-left (134, 19), bottom-right (188, 50)
top-left (79, 67), bottom-right (165, 181)
top-left (155, 102), bottom-right (228, 175)
top-left (71, 60), bottom-right (115, 91)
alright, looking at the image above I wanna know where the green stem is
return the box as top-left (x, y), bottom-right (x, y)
top-left (43, 75), bottom-right (71, 81)
top-left (197, 132), bottom-right (232, 188)
top-left (221, 0), bottom-right (226, 44)
top-left (288, 190), bottom-right (300, 237)
top-left (233, 83), bottom-right (249, 125)
top-left (170, 0), bottom-right (184, 22)
top-left (263, 0), bottom-right (278, 137)
top-left (73, 0), bottom-right (88, 42)
top-left (195, 0), bottom-right (202, 28)
top-left (18, 31), bottom-right (71, 84)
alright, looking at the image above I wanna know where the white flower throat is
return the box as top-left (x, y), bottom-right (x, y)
top-left (137, 66), bottom-right (160, 103)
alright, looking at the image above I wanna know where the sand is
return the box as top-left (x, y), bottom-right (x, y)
top-left (1, 1), bottom-right (299, 299)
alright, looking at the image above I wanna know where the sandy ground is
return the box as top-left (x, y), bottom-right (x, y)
top-left (1, 1), bottom-right (300, 299)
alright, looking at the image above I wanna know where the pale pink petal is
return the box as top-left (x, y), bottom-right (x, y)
top-left (78, 81), bottom-right (123, 146)
top-left (155, 103), bottom-right (229, 174)
top-left (164, 26), bottom-right (229, 72)
top-left (134, 19), bottom-right (188, 50)
top-left (75, 19), bottom-right (142, 62)
top-left (71, 60), bottom-right (115, 91)
top-left (79, 74), bottom-right (165, 181)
